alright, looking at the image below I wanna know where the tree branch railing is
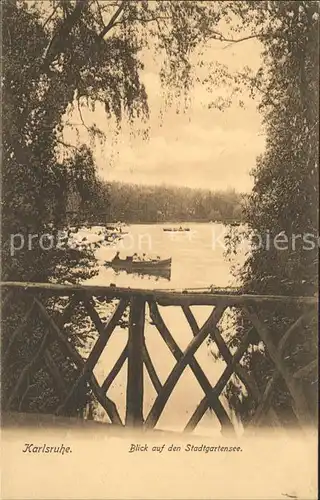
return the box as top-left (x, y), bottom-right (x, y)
top-left (1, 282), bottom-right (318, 434)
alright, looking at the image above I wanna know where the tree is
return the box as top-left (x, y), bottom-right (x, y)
top-left (4, 0), bottom-right (317, 427)
top-left (222, 1), bottom-right (319, 426)
top-left (91, 180), bottom-right (243, 223)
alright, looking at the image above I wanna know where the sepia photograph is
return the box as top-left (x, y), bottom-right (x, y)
top-left (1, 1), bottom-right (319, 499)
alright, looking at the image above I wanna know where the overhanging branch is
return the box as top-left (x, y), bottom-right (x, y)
top-left (98, 0), bottom-right (127, 39)
top-left (205, 30), bottom-right (275, 47)
top-left (42, 0), bottom-right (90, 69)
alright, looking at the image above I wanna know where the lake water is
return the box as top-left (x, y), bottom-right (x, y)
top-left (83, 222), bottom-right (244, 290)
top-left (78, 223), bottom-right (247, 435)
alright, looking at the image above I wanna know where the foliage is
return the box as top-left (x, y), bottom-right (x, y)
top-left (3, 0), bottom-right (317, 427)
top-left (79, 180), bottom-right (243, 224)
top-left (222, 1), bottom-right (319, 426)
top-left (1, 0), bottom-right (239, 417)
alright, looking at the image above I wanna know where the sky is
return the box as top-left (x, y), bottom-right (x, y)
top-left (65, 35), bottom-right (266, 193)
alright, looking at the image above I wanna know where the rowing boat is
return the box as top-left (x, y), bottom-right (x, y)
top-left (105, 257), bottom-right (172, 280)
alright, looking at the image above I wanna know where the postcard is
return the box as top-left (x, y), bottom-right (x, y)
top-left (1, 1), bottom-right (318, 499)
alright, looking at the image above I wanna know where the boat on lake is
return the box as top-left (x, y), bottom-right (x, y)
top-left (163, 227), bottom-right (190, 232)
top-left (107, 256), bottom-right (171, 267)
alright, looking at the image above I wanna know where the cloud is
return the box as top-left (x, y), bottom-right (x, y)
top-left (64, 37), bottom-right (265, 193)
top-left (98, 117), bottom-right (264, 192)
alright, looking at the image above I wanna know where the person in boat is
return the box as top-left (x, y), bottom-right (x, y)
top-left (113, 251), bottom-right (120, 262)
top-left (133, 252), bottom-right (138, 261)
top-left (141, 253), bottom-right (151, 262)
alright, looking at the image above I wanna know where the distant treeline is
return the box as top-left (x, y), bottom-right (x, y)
top-left (68, 180), bottom-right (244, 224)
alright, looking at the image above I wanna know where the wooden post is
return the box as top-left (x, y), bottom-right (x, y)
top-left (125, 296), bottom-right (145, 427)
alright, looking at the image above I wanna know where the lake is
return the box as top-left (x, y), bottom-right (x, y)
top-left (77, 223), bottom-right (247, 435)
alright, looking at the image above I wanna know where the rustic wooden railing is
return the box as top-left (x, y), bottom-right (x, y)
top-left (1, 282), bottom-right (318, 434)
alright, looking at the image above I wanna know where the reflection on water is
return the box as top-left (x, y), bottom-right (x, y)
top-left (80, 223), bottom-right (246, 434)
top-left (82, 222), bottom-right (246, 290)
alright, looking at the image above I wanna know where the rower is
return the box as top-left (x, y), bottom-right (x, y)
top-left (113, 251), bottom-right (120, 261)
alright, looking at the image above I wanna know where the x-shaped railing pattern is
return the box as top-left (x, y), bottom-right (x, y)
top-left (1, 282), bottom-right (317, 433)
